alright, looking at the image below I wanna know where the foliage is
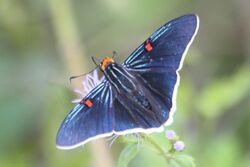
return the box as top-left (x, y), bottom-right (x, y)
top-left (117, 131), bottom-right (195, 167)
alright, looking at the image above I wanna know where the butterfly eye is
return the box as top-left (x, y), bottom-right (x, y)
top-left (145, 39), bottom-right (153, 52)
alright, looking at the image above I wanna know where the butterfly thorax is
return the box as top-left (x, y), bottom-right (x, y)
top-left (103, 63), bottom-right (137, 94)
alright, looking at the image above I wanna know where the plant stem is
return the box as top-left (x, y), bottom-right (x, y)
top-left (142, 134), bottom-right (171, 162)
top-left (47, 0), bottom-right (115, 167)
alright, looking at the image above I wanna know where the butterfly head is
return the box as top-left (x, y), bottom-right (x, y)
top-left (100, 57), bottom-right (115, 71)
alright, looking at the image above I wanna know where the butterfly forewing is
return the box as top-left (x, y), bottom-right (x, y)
top-left (56, 82), bottom-right (114, 149)
top-left (124, 14), bottom-right (198, 71)
top-left (123, 14), bottom-right (199, 126)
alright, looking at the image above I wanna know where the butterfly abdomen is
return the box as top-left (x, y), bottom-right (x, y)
top-left (132, 92), bottom-right (152, 110)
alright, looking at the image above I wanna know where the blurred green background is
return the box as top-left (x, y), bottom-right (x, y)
top-left (0, 0), bottom-right (249, 167)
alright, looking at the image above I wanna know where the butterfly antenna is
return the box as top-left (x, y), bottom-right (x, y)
top-left (69, 66), bottom-right (98, 83)
top-left (91, 56), bottom-right (101, 66)
top-left (112, 50), bottom-right (118, 59)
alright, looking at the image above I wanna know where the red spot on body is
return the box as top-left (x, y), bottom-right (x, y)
top-left (145, 40), bottom-right (153, 52)
top-left (80, 99), bottom-right (93, 108)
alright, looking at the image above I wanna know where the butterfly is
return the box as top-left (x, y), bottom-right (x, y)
top-left (56, 14), bottom-right (199, 149)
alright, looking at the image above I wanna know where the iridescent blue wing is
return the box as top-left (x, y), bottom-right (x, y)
top-left (124, 14), bottom-right (199, 70)
top-left (123, 14), bottom-right (199, 126)
top-left (56, 81), bottom-right (114, 149)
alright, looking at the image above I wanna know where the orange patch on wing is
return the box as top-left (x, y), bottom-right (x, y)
top-left (80, 99), bottom-right (93, 108)
top-left (85, 99), bottom-right (93, 107)
top-left (145, 40), bottom-right (153, 52)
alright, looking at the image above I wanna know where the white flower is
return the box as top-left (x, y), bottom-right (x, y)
top-left (72, 69), bottom-right (104, 103)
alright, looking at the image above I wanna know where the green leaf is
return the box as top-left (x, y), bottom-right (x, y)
top-left (172, 154), bottom-right (196, 167)
top-left (143, 133), bottom-right (170, 155)
top-left (121, 134), bottom-right (139, 144)
top-left (117, 143), bottom-right (140, 167)
top-left (168, 159), bottom-right (181, 167)
top-left (196, 66), bottom-right (250, 119)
